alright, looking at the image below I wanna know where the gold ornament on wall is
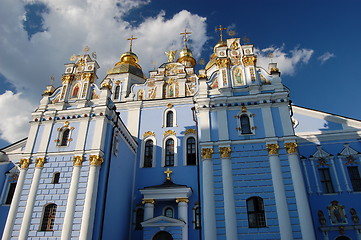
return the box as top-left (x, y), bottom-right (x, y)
top-left (143, 131), bottom-right (155, 138)
top-left (142, 199), bottom-right (155, 204)
top-left (184, 128), bottom-right (196, 135)
top-left (35, 157), bottom-right (46, 168)
top-left (216, 58), bottom-right (231, 68)
top-left (219, 147), bottom-right (232, 158)
top-left (201, 148), bottom-right (214, 159)
top-left (163, 130), bottom-right (176, 136)
top-left (176, 197), bottom-right (189, 203)
top-left (73, 156), bottom-right (84, 166)
top-left (89, 155), bottom-right (104, 166)
top-left (266, 143), bottom-right (279, 155)
top-left (20, 158), bottom-right (31, 169)
top-left (284, 142), bottom-right (298, 154)
top-left (242, 56), bottom-right (257, 66)
top-left (61, 75), bottom-right (74, 84)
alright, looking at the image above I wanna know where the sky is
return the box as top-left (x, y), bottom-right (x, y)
top-left (0, 0), bottom-right (360, 148)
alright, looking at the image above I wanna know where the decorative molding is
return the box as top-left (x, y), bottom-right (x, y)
top-left (201, 148), bottom-right (214, 160)
top-left (242, 56), bottom-right (257, 66)
top-left (61, 75), bottom-right (74, 84)
top-left (284, 142), bottom-right (298, 154)
top-left (89, 155), bottom-right (104, 166)
top-left (20, 158), bottom-right (31, 169)
top-left (73, 156), bottom-right (84, 166)
top-left (101, 81), bottom-right (112, 90)
top-left (219, 147), bottom-right (231, 158)
top-left (167, 103), bottom-right (173, 108)
top-left (216, 58), bottom-right (231, 68)
top-left (142, 199), bottom-right (155, 205)
top-left (164, 168), bottom-right (173, 181)
top-left (163, 130), bottom-right (176, 136)
top-left (266, 143), bottom-right (279, 155)
top-left (184, 128), bottom-right (196, 135)
top-left (143, 131), bottom-right (155, 138)
top-left (176, 198), bottom-right (189, 203)
top-left (241, 106), bottom-right (247, 112)
top-left (35, 157), bottom-right (46, 168)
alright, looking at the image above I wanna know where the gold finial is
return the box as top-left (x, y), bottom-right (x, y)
top-left (216, 25), bottom-right (227, 41)
top-left (83, 46), bottom-right (90, 53)
top-left (180, 28), bottom-right (192, 48)
top-left (164, 168), bottom-right (173, 181)
top-left (70, 55), bottom-right (77, 62)
top-left (127, 35), bottom-right (137, 52)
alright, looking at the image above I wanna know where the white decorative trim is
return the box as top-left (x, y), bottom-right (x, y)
top-left (301, 159), bottom-right (312, 194)
top-left (236, 110), bottom-right (256, 135)
top-left (140, 187), bottom-right (192, 200)
top-left (162, 135), bottom-right (178, 167)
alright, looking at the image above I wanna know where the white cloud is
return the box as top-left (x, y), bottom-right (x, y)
top-left (0, 91), bottom-right (35, 142)
top-left (318, 52), bottom-right (335, 64)
top-left (256, 46), bottom-right (314, 76)
top-left (0, 0), bottom-right (208, 143)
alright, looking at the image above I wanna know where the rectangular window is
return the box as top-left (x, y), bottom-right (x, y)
top-left (348, 166), bottom-right (361, 192)
top-left (318, 168), bottom-right (335, 193)
top-left (5, 182), bottom-right (17, 205)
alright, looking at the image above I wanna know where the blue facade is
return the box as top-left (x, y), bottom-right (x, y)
top-left (0, 37), bottom-right (361, 240)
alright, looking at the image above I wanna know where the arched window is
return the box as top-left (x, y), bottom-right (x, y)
top-left (166, 111), bottom-right (174, 127)
top-left (247, 197), bottom-right (266, 228)
top-left (194, 206), bottom-right (201, 229)
top-left (114, 85), bottom-right (120, 100)
top-left (164, 207), bottom-right (173, 218)
top-left (40, 203), bottom-right (57, 231)
top-left (186, 137), bottom-right (196, 165)
top-left (144, 140), bottom-right (153, 168)
top-left (52, 172), bottom-right (60, 184)
top-left (165, 139), bottom-right (174, 166)
top-left (135, 208), bottom-right (144, 230)
top-left (152, 231), bottom-right (173, 240)
top-left (60, 128), bottom-right (70, 146)
top-left (240, 114), bottom-right (252, 134)
top-left (72, 84), bottom-right (80, 98)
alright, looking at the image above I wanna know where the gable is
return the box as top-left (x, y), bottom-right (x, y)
top-left (292, 106), bottom-right (361, 134)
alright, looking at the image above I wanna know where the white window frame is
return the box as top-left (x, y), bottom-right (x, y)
top-left (140, 136), bottom-right (157, 168)
top-left (163, 108), bottom-right (177, 128)
top-left (163, 206), bottom-right (175, 218)
top-left (162, 136), bottom-right (178, 167)
top-left (0, 167), bottom-right (18, 205)
top-left (183, 134), bottom-right (197, 166)
top-left (237, 110), bottom-right (256, 135)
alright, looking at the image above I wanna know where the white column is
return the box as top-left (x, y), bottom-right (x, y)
top-left (61, 156), bottom-right (83, 240)
top-left (219, 147), bottom-right (238, 240)
top-left (19, 158), bottom-right (45, 240)
top-left (201, 148), bottom-right (217, 240)
top-left (79, 155), bottom-right (103, 240)
top-left (266, 144), bottom-right (293, 240)
top-left (310, 159), bottom-right (321, 194)
top-left (176, 198), bottom-right (188, 240)
top-left (338, 157), bottom-right (351, 192)
top-left (301, 158), bottom-right (312, 194)
top-left (285, 143), bottom-right (316, 240)
top-left (143, 200), bottom-right (155, 221)
top-left (330, 157), bottom-right (342, 192)
top-left (2, 160), bottom-right (29, 240)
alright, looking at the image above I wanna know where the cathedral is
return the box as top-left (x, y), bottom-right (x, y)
top-left (0, 29), bottom-right (361, 240)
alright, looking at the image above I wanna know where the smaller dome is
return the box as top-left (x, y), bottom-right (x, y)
top-left (177, 47), bottom-right (196, 67)
top-left (107, 51), bottom-right (144, 78)
top-left (213, 40), bottom-right (227, 52)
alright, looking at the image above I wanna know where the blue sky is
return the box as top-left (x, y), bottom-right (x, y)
top-left (0, 0), bottom-right (360, 148)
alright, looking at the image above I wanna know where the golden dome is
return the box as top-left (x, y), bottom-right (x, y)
top-left (107, 51), bottom-right (144, 78)
top-left (177, 47), bottom-right (196, 67)
top-left (213, 40), bottom-right (227, 52)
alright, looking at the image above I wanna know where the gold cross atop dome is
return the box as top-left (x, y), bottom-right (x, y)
top-left (164, 168), bottom-right (173, 181)
top-left (216, 25), bottom-right (227, 41)
top-left (180, 29), bottom-right (192, 48)
top-left (127, 35), bottom-right (137, 52)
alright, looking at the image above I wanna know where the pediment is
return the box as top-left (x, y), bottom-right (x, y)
top-left (141, 215), bottom-right (185, 228)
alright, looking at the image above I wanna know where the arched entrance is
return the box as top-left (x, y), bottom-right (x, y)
top-left (152, 231), bottom-right (173, 240)
top-left (335, 236), bottom-right (351, 240)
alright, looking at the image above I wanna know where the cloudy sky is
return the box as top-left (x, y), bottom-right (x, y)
top-left (0, 0), bottom-right (360, 148)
